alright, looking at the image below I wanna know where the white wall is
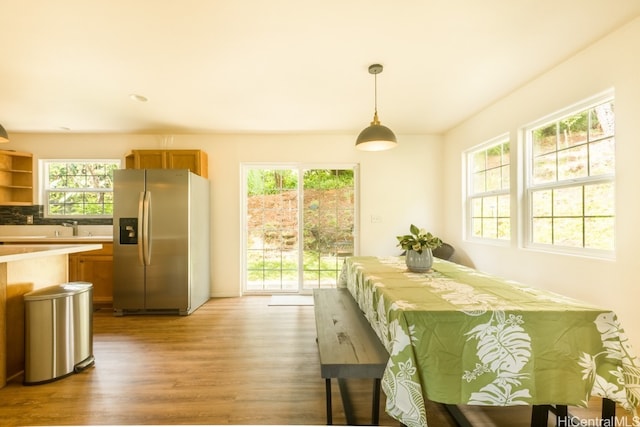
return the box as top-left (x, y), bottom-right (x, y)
top-left (8, 132), bottom-right (442, 297)
top-left (442, 17), bottom-right (640, 349)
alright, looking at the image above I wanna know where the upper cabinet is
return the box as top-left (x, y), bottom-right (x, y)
top-left (0, 150), bottom-right (33, 205)
top-left (125, 149), bottom-right (208, 178)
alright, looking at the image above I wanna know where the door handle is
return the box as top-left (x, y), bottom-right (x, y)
top-left (137, 191), bottom-right (145, 266)
top-left (142, 191), bottom-right (151, 265)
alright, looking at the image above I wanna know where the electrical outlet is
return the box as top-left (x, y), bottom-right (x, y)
top-left (370, 214), bottom-right (382, 223)
top-left (26, 215), bottom-right (33, 224)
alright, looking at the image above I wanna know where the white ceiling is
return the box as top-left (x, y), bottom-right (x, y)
top-left (2, 0), bottom-right (640, 136)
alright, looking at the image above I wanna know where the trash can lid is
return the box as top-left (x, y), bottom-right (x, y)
top-left (24, 281), bottom-right (93, 301)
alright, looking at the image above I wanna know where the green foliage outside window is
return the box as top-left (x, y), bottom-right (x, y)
top-left (528, 99), bottom-right (615, 251)
top-left (468, 139), bottom-right (511, 240)
top-left (44, 160), bottom-right (120, 217)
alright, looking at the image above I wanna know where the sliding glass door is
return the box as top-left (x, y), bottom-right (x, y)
top-left (242, 164), bottom-right (358, 294)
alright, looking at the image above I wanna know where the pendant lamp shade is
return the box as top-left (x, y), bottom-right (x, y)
top-left (0, 124), bottom-right (8, 143)
top-left (356, 64), bottom-right (397, 151)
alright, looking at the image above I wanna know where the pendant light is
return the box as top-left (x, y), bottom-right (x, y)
top-left (356, 64), bottom-right (397, 151)
top-left (0, 123), bottom-right (8, 143)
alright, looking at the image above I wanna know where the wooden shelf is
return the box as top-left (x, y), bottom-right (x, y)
top-left (0, 150), bottom-right (33, 205)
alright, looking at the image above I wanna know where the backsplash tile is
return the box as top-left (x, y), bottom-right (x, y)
top-left (0, 205), bottom-right (112, 226)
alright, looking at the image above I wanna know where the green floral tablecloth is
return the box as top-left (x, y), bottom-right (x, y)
top-left (339, 256), bottom-right (640, 427)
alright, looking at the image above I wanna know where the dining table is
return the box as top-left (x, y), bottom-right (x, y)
top-left (338, 256), bottom-right (640, 427)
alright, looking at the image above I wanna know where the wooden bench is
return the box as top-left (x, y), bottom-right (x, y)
top-left (313, 288), bottom-right (389, 425)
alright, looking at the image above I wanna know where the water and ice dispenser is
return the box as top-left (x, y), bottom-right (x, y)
top-left (119, 218), bottom-right (138, 244)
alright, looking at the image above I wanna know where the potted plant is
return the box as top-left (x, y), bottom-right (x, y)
top-left (396, 224), bottom-right (443, 272)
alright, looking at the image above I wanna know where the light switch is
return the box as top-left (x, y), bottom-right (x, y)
top-left (370, 214), bottom-right (382, 223)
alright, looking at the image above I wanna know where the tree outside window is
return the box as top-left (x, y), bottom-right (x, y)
top-left (43, 160), bottom-right (120, 217)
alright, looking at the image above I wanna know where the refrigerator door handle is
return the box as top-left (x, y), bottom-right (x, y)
top-left (137, 191), bottom-right (145, 265)
top-left (142, 191), bottom-right (152, 265)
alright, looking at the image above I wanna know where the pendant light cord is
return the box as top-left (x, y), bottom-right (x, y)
top-left (374, 72), bottom-right (378, 116)
top-left (371, 71), bottom-right (380, 125)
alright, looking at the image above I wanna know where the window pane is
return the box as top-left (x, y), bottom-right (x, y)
top-left (531, 190), bottom-right (552, 217)
top-left (553, 218), bottom-right (583, 247)
top-left (533, 153), bottom-right (556, 184)
top-left (497, 218), bottom-right (510, 240)
top-left (500, 165), bottom-right (510, 189)
top-left (471, 198), bottom-right (482, 217)
top-left (472, 151), bottom-right (486, 172)
top-left (473, 171), bottom-right (485, 193)
top-left (497, 194), bottom-right (510, 217)
top-left (590, 102), bottom-right (614, 140)
top-left (584, 183), bottom-right (614, 216)
top-left (486, 145), bottom-right (502, 168)
top-left (558, 145), bottom-right (588, 181)
top-left (532, 123), bottom-right (556, 156)
top-left (485, 168), bottom-right (501, 192)
top-left (65, 203), bottom-right (84, 215)
top-left (482, 196), bottom-right (497, 218)
top-left (558, 111), bottom-right (588, 150)
top-left (553, 187), bottom-right (583, 217)
top-left (589, 138), bottom-right (615, 176)
top-left (472, 218), bottom-right (483, 237)
top-left (500, 143), bottom-right (510, 165)
top-left (532, 218), bottom-right (552, 244)
top-left (585, 217), bottom-right (614, 250)
top-left (482, 218), bottom-right (497, 238)
top-left (49, 175), bottom-right (68, 188)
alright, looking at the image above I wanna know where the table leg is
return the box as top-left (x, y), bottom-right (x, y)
top-left (555, 405), bottom-right (568, 426)
top-left (372, 378), bottom-right (381, 425)
top-left (602, 398), bottom-right (615, 426)
top-left (531, 405), bottom-right (549, 427)
top-left (325, 378), bottom-right (332, 425)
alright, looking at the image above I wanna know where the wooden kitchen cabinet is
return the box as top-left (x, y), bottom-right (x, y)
top-left (68, 243), bottom-right (113, 306)
top-left (125, 149), bottom-right (208, 178)
top-left (0, 150), bottom-right (33, 205)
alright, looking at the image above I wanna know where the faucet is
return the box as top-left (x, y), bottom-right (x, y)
top-left (62, 221), bottom-right (79, 236)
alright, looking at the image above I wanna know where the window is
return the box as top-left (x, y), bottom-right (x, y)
top-left (41, 160), bottom-right (120, 217)
top-left (525, 93), bottom-right (615, 254)
top-left (466, 136), bottom-right (511, 241)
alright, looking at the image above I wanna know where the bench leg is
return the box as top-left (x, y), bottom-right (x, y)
top-left (372, 378), bottom-right (381, 425)
top-left (325, 378), bottom-right (332, 425)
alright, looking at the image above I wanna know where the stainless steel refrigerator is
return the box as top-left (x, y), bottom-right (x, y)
top-left (112, 169), bottom-right (210, 316)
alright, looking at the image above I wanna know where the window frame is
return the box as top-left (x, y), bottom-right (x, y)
top-left (465, 134), bottom-right (512, 244)
top-left (522, 90), bottom-right (615, 258)
top-left (40, 159), bottom-right (121, 219)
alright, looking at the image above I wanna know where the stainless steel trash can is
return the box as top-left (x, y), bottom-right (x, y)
top-left (24, 282), bottom-right (95, 385)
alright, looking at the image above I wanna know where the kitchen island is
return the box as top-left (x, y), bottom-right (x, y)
top-left (0, 243), bottom-right (102, 387)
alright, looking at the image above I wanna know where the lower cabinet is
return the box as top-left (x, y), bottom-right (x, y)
top-left (68, 243), bottom-right (113, 306)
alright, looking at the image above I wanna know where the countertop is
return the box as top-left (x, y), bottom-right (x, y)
top-left (0, 243), bottom-right (103, 263)
top-left (0, 225), bottom-right (113, 244)
top-left (0, 235), bottom-right (113, 243)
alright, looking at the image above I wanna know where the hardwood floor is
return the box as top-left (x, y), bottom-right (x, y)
top-left (0, 297), bottom-right (633, 426)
